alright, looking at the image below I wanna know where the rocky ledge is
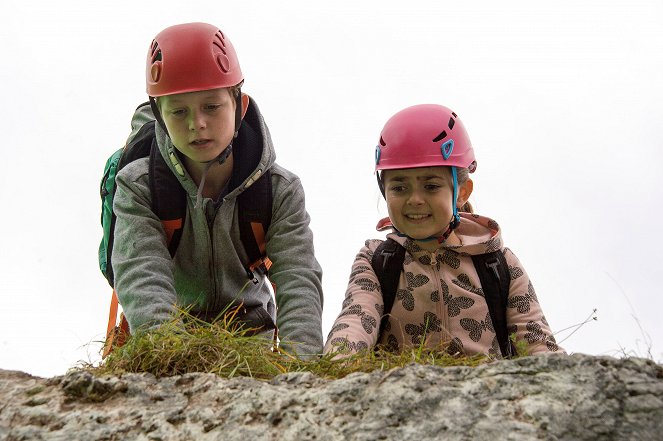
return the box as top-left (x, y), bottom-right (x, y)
top-left (1, 353), bottom-right (662, 440)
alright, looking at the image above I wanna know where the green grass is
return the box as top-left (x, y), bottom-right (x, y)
top-left (89, 308), bottom-right (494, 381)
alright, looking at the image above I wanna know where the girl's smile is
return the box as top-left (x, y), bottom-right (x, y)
top-left (405, 213), bottom-right (432, 223)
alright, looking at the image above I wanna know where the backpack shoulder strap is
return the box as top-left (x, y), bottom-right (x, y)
top-left (371, 238), bottom-right (406, 341)
top-left (147, 133), bottom-right (187, 256)
top-left (238, 169), bottom-right (273, 282)
top-left (104, 120), bottom-right (186, 285)
top-left (471, 250), bottom-right (516, 358)
top-left (231, 112), bottom-right (274, 283)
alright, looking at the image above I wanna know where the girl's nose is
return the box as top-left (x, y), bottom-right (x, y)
top-left (406, 190), bottom-right (424, 205)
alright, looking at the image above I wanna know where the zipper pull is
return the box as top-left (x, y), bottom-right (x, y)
top-left (486, 258), bottom-right (501, 281)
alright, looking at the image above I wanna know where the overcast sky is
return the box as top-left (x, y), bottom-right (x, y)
top-left (1, 0), bottom-right (661, 378)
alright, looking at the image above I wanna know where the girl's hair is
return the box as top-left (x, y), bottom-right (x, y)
top-left (456, 167), bottom-right (474, 214)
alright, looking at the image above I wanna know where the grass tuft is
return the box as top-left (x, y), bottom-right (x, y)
top-left (88, 309), bottom-right (495, 381)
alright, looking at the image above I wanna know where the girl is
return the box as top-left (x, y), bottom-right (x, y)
top-left (324, 104), bottom-right (561, 358)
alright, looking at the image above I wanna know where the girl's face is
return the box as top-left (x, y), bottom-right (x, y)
top-left (383, 167), bottom-right (471, 243)
top-left (159, 88), bottom-right (238, 165)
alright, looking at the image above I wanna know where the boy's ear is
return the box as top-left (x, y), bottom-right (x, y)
top-left (241, 93), bottom-right (250, 119)
top-left (457, 178), bottom-right (474, 206)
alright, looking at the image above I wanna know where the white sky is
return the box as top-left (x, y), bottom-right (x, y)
top-left (1, 0), bottom-right (661, 378)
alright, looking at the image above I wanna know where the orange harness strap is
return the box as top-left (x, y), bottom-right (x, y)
top-left (102, 289), bottom-right (130, 359)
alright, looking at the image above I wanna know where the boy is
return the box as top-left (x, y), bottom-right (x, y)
top-left (111, 22), bottom-right (323, 356)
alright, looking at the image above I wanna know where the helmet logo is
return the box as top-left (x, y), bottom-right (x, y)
top-left (441, 139), bottom-right (454, 160)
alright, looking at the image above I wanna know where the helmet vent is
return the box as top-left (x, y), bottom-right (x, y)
top-left (448, 117), bottom-right (455, 129)
top-left (379, 136), bottom-right (386, 146)
top-left (150, 41), bottom-right (162, 63)
top-left (432, 131), bottom-right (447, 142)
top-left (149, 41), bottom-right (163, 83)
top-left (213, 31), bottom-right (230, 73)
top-left (213, 31), bottom-right (227, 54)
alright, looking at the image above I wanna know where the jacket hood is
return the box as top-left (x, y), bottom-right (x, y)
top-left (380, 212), bottom-right (504, 257)
top-left (154, 96), bottom-right (276, 199)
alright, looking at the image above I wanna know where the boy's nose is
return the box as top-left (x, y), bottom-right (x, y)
top-left (189, 112), bottom-right (206, 130)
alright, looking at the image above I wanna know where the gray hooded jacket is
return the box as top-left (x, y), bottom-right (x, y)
top-left (112, 98), bottom-right (323, 356)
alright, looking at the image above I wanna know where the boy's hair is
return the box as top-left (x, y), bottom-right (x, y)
top-left (155, 80), bottom-right (244, 111)
top-left (228, 80), bottom-right (244, 98)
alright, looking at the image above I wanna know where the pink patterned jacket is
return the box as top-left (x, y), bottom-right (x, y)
top-left (323, 213), bottom-right (562, 358)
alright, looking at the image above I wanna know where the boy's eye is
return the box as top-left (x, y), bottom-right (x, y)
top-left (425, 184), bottom-right (442, 191)
top-left (204, 104), bottom-right (222, 111)
top-left (388, 185), bottom-right (405, 193)
top-left (170, 109), bottom-right (186, 117)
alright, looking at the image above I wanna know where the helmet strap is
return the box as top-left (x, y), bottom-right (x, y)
top-left (436, 166), bottom-right (461, 244)
top-left (436, 219), bottom-right (458, 244)
top-left (450, 166), bottom-right (461, 228)
top-left (213, 142), bottom-right (233, 165)
top-left (149, 97), bottom-right (169, 135)
top-left (233, 88), bottom-right (243, 138)
top-left (377, 172), bottom-right (386, 198)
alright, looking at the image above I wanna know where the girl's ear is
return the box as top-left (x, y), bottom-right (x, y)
top-left (241, 93), bottom-right (250, 119)
top-left (457, 178), bottom-right (474, 207)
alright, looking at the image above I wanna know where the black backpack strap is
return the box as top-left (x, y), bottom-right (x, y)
top-left (471, 250), bottom-right (516, 358)
top-left (238, 170), bottom-right (272, 282)
top-left (371, 238), bottom-right (406, 341)
top-left (109, 121), bottom-right (186, 267)
top-left (148, 137), bottom-right (187, 257)
top-left (231, 109), bottom-right (273, 284)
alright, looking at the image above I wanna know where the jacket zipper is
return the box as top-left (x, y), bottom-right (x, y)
top-left (205, 202), bottom-right (219, 312)
top-left (429, 252), bottom-right (449, 345)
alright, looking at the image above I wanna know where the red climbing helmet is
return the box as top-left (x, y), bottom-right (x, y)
top-left (375, 104), bottom-right (477, 173)
top-left (146, 22), bottom-right (243, 97)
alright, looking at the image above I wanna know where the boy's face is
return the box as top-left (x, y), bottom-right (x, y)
top-left (383, 167), bottom-right (471, 241)
top-left (159, 88), bottom-right (237, 164)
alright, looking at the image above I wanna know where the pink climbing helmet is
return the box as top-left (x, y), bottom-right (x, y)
top-left (375, 104), bottom-right (477, 173)
top-left (375, 104), bottom-right (477, 237)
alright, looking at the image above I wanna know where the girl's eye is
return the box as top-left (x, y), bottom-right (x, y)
top-left (425, 184), bottom-right (441, 191)
top-left (389, 185), bottom-right (405, 193)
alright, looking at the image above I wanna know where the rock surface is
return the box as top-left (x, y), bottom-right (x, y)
top-left (1, 353), bottom-right (662, 440)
